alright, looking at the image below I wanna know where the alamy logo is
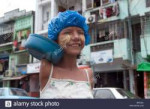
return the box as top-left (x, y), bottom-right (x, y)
top-left (5, 101), bottom-right (12, 107)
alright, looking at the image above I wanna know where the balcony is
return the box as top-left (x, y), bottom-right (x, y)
top-left (85, 0), bottom-right (120, 23)
top-left (91, 38), bottom-right (130, 59)
top-left (0, 33), bottom-right (13, 45)
top-left (0, 24), bottom-right (14, 45)
top-left (0, 42), bottom-right (13, 52)
top-left (81, 38), bottom-right (131, 65)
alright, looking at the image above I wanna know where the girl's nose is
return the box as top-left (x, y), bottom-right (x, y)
top-left (72, 31), bottom-right (79, 41)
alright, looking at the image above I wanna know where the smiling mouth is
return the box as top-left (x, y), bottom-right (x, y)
top-left (70, 43), bottom-right (81, 47)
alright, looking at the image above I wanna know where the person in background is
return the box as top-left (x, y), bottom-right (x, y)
top-left (40, 10), bottom-right (94, 99)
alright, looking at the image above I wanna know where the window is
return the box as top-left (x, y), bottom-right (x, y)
top-left (9, 89), bottom-right (28, 96)
top-left (132, 23), bottom-right (141, 52)
top-left (94, 0), bottom-right (101, 8)
top-left (86, 0), bottom-right (118, 10)
top-left (46, 12), bottom-right (49, 22)
top-left (146, 0), bottom-right (150, 7)
top-left (69, 6), bottom-right (75, 10)
top-left (96, 21), bottom-right (124, 43)
top-left (144, 16), bottom-right (150, 34)
top-left (116, 89), bottom-right (139, 99)
top-left (94, 89), bottom-right (115, 99)
top-left (58, 6), bottom-right (66, 12)
top-left (99, 3), bottom-right (120, 20)
top-left (102, 0), bottom-right (109, 5)
top-left (97, 28), bottom-right (109, 42)
top-left (86, 0), bottom-right (93, 9)
top-left (0, 32), bottom-right (13, 44)
top-left (17, 52), bottom-right (29, 64)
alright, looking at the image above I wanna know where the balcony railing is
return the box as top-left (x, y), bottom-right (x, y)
top-left (0, 25), bottom-right (14, 35)
top-left (0, 33), bottom-right (13, 44)
top-left (90, 38), bottom-right (130, 60)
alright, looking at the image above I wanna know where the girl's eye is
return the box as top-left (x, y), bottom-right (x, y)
top-left (79, 32), bottom-right (84, 35)
top-left (64, 32), bottom-right (71, 35)
top-left (78, 31), bottom-right (84, 35)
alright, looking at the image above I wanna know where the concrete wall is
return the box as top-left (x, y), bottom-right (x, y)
top-left (141, 34), bottom-right (150, 58)
top-left (135, 52), bottom-right (147, 65)
top-left (42, 4), bottom-right (51, 30)
top-left (114, 38), bottom-right (130, 60)
top-left (35, 0), bottom-right (51, 33)
top-left (130, 0), bottom-right (150, 16)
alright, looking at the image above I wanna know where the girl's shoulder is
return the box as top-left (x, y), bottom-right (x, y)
top-left (85, 68), bottom-right (94, 89)
top-left (85, 68), bottom-right (93, 77)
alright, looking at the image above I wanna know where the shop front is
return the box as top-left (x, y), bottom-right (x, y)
top-left (90, 48), bottom-right (129, 89)
top-left (92, 57), bottom-right (130, 90)
top-left (26, 62), bottom-right (41, 97)
top-left (137, 62), bottom-right (150, 99)
top-left (2, 75), bottom-right (28, 88)
top-left (0, 52), bottom-right (9, 87)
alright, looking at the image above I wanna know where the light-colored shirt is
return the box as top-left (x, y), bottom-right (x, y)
top-left (40, 64), bottom-right (93, 99)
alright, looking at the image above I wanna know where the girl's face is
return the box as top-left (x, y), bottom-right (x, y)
top-left (58, 27), bottom-right (85, 56)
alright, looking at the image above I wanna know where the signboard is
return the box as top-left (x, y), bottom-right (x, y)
top-left (16, 66), bottom-right (27, 74)
top-left (91, 49), bottom-right (113, 64)
top-left (27, 62), bottom-right (41, 74)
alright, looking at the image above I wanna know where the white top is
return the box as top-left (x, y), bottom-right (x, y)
top-left (40, 64), bottom-right (93, 99)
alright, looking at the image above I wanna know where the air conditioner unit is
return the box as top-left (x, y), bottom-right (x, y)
top-left (87, 15), bottom-right (96, 24)
top-left (4, 70), bottom-right (9, 77)
top-left (4, 70), bottom-right (13, 77)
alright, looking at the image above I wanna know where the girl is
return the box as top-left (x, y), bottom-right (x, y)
top-left (40, 10), bottom-right (94, 99)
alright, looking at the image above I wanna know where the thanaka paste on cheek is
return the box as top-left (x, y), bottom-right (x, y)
top-left (59, 34), bottom-right (71, 48)
top-left (79, 34), bottom-right (85, 47)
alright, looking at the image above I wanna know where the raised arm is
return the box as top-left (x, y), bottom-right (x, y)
top-left (39, 59), bottom-right (52, 91)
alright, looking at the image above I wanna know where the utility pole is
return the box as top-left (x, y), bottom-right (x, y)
top-left (127, 0), bottom-right (135, 94)
top-left (127, 0), bottom-right (134, 65)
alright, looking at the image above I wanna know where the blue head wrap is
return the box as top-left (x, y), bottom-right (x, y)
top-left (48, 10), bottom-right (90, 45)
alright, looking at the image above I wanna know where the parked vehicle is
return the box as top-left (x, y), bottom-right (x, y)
top-left (0, 87), bottom-right (38, 99)
top-left (93, 88), bottom-right (140, 99)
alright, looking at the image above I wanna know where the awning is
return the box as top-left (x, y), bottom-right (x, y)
top-left (3, 75), bottom-right (27, 81)
top-left (137, 62), bottom-right (150, 71)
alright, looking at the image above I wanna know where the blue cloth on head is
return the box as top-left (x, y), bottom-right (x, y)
top-left (48, 10), bottom-right (90, 45)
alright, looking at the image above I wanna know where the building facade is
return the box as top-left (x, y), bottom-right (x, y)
top-left (34, 0), bottom-right (150, 98)
top-left (35, 0), bottom-right (82, 37)
top-left (0, 9), bottom-right (35, 96)
top-left (82, 0), bottom-right (150, 99)
top-left (1, 0), bottom-right (149, 98)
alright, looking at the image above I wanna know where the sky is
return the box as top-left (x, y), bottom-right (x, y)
top-left (0, 0), bottom-right (36, 17)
